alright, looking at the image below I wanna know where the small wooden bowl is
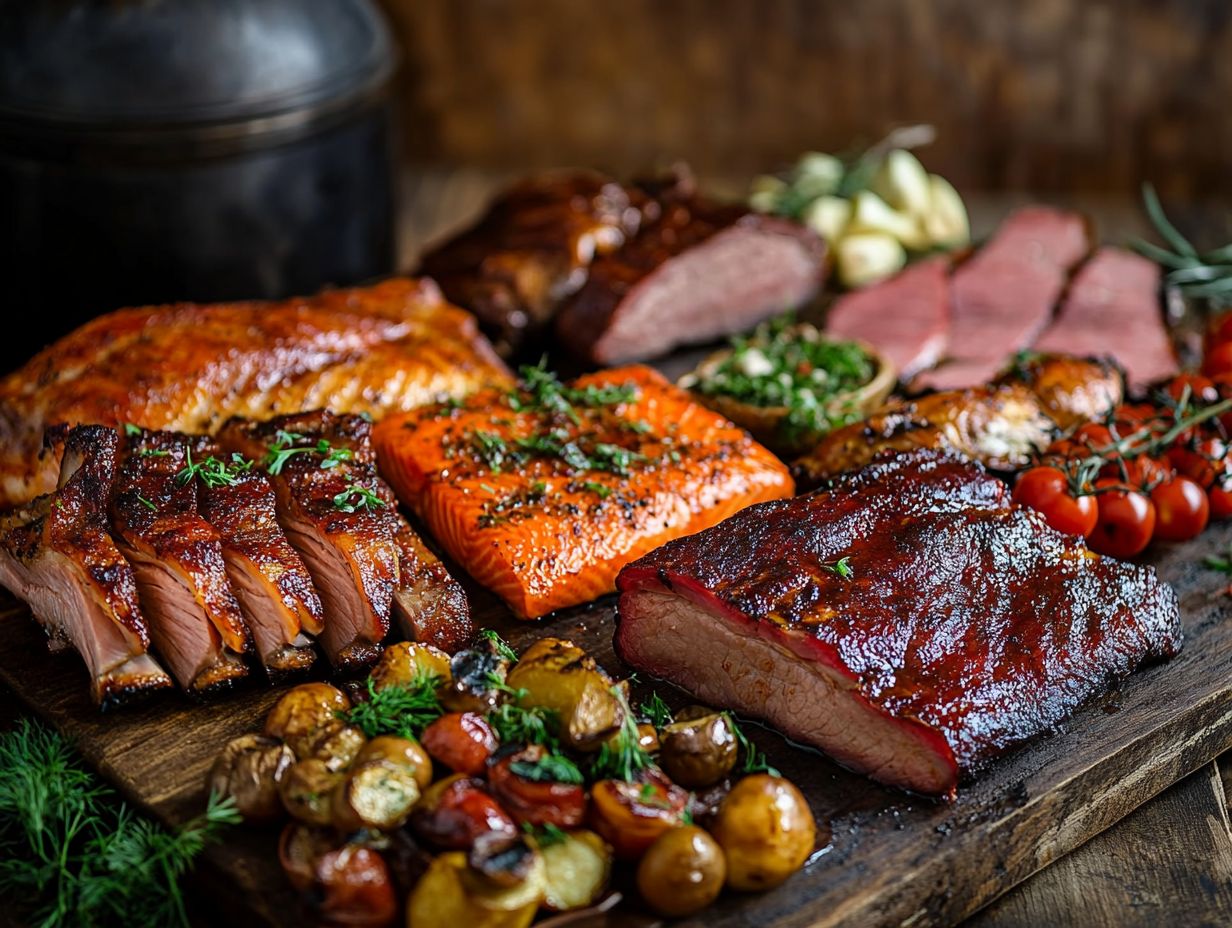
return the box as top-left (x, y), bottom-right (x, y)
top-left (680, 331), bottom-right (896, 457)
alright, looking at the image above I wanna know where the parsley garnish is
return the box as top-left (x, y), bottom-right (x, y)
top-left (136, 494), bottom-right (157, 512)
top-left (509, 752), bottom-right (585, 785)
top-left (123, 423), bottom-right (142, 437)
top-left (478, 629), bottom-right (519, 663)
top-left (821, 556), bottom-right (854, 579)
top-left (263, 432), bottom-right (353, 476)
top-left (0, 718), bottom-right (240, 928)
top-left (591, 687), bottom-right (654, 781)
top-left (343, 674), bottom-right (443, 740)
top-left (639, 692), bottom-right (674, 728)
top-left (331, 484), bottom-right (386, 513)
top-left (582, 481), bottom-right (612, 499)
top-left (727, 714), bottom-right (781, 777)
top-left (138, 448), bottom-right (170, 458)
top-left (471, 431), bottom-right (513, 473)
top-left (508, 361), bottom-right (638, 422)
top-left (176, 447), bottom-right (252, 488)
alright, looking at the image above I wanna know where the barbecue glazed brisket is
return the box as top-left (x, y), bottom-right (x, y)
top-left (420, 168), bottom-right (825, 363)
top-left (616, 451), bottom-right (1181, 796)
top-left (0, 277), bottom-right (511, 508)
top-left (0, 426), bottom-right (172, 706)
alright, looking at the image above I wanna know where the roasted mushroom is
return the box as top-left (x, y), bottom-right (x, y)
top-left (264, 683), bottom-right (352, 758)
top-left (207, 733), bottom-right (295, 823)
top-left (279, 758), bottom-right (346, 826)
top-left (505, 638), bottom-right (623, 751)
top-left (712, 774), bottom-right (816, 891)
top-left (636, 825), bottom-right (727, 917)
top-left (658, 706), bottom-right (737, 788)
top-left (442, 636), bottom-right (512, 713)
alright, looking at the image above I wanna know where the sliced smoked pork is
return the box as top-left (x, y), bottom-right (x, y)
top-left (1032, 247), bottom-right (1175, 388)
top-left (825, 256), bottom-right (951, 381)
top-left (0, 426), bottom-right (172, 706)
top-left (192, 439), bottom-right (324, 678)
top-left (110, 430), bottom-right (250, 692)
top-left (616, 450), bottom-right (1181, 797)
top-left (913, 207), bottom-right (1091, 391)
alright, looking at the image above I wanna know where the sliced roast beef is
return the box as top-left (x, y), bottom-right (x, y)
top-left (555, 202), bottom-right (825, 365)
top-left (390, 518), bottom-right (473, 653)
top-left (913, 207), bottom-right (1091, 391)
top-left (1031, 247), bottom-right (1175, 388)
top-left (0, 426), bottom-right (173, 706)
top-left (192, 438), bottom-right (324, 678)
top-left (825, 256), bottom-right (951, 380)
top-left (110, 429), bottom-right (250, 693)
top-left (419, 171), bottom-right (648, 356)
top-left (616, 450), bottom-right (1180, 796)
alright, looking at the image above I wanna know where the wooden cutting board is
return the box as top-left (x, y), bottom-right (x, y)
top-left (3, 515), bottom-right (1232, 928)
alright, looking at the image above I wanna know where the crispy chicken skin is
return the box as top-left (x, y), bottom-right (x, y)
top-left (0, 278), bottom-right (511, 508)
top-left (0, 426), bottom-right (172, 706)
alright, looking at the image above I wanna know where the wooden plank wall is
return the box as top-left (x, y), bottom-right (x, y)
top-left (376, 0), bottom-right (1232, 201)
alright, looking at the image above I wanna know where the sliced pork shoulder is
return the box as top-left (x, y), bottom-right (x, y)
top-left (913, 207), bottom-right (1091, 391)
top-left (220, 411), bottom-right (398, 670)
top-left (1031, 247), bottom-right (1176, 388)
top-left (555, 208), bottom-right (825, 366)
top-left (825, 256), bottom-right (951, 380)
top-left (193, 438), bottom-right (324, 678)
top-left (616, 450), bottom-right (1181, 796)
top-left (389, 517), bottom-right (472, 653)
top-left (0, 426), bottom-right (172, 706)
top-left (110, 430), bottom-right (250, 692)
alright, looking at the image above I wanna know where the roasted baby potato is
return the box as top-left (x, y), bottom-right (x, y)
top-left (538, 829), bottom-right (613, 912)
top-left (304, 720), bottom-right (368, 773)
top-left (410, 774), bottom-right (518, 851)
top-left (712, 774), bottom-right (816, 891)
top-left (421, 712), bottom-right (499, 776)
top-left (369, 641), bottom-right (452, 692)
top-left (636, 825), bottom-right (727, 917)
top-left (332, 759), bottom-right (422, 833)
top-left (207, 733), bottom-right (295, 823)
top-left (313, 842), bottom-right (398, 927)
top-left (588, 770), bottom-right (689, 859)
top-left (442, 638), bottom-right (512, 713)
top-left (506, 638), bottom-right (622, 751)
top-left (406, 849), bottom-right (545, 928)
top-left (279, 757), bottom-right (346, 826)
top-left (264, 683), bottom-right (352, 758)
top-left (659, 707), bottom-right (737, 789)
top-left (355, 735), bottom-right (433, 791)
top-left (279, 822), bottom-right (338, 891)
top-left (488, 745), bottom-right (587, 828)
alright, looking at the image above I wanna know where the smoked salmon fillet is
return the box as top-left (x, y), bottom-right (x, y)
top-left (374, 364), bottom-right (794, 619)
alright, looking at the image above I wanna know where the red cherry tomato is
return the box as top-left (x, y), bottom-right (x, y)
top-left (1071, 422), bottom-right (1114, 450)
top-left (1100, 455), bottom-right (1173, 491)
top-left (1150, 477), bottom-right (1210, 542)
top-left (421, 712), bottom-right (498, 776)
top-left (1204, 342), bottom-right (1232, 379)
top-left (487, 746), bottom-right (588, 828)
top-left (1166, 438), bottom-right (1227, 489)
top-left (1012, 466), bottom-right (1098, 537)
top-left (1165, 373), bottom-right (1218, 406)
top-left (1088, 480), bottom-right (1156, 559)
top-left (1209, 482), bottom-right (1232, 520)
top-left (1207, 313), bottom-right (1232, 352)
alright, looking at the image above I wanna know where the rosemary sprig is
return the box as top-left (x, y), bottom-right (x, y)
top-left (638, 692), bottom-right (674, 728)
top-left (726, 714), bottom-right (782, 777)
top-left (591, 687), bottom-right (655, 782)
top-left (1132, 184), bottom-right (1232, 309)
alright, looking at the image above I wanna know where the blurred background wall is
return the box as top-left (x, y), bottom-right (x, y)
top-left (377, 0), bottom-right (1232, 201)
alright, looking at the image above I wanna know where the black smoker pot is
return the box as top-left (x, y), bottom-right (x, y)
top-left (0, 0), bottom-right (399, 372)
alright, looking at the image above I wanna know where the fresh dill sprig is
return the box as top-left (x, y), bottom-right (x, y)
top-left (478, 628), bottom-right (519, 663)
top-left (591, 687), bottom-right (654, 782)
top-left (331, 484), bottom-right (387, 513)
top-left (509, 752), bottom-right (585, 785)
top-left (488, 700), bottom-right (560, 750)
top-left (0, 718), bottom-right (239, 928)
top-left (343, 673), bottom-right (443, 740)
top-left (727, 714), bottom-right (782, 777)
top-left (638, 692), bottom-right (674, 728)
top-left (521, 822), bottom-right (569, 847)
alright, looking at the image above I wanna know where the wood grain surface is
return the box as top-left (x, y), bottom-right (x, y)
top-left (4, 509), bottom-right (1232, 928)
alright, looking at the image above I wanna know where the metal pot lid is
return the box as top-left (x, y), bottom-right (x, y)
top-left (0, 0), bottom-right (394, 130)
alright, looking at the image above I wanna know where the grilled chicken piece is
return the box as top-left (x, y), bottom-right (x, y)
top-left (617, 450), bottom-right (1181, 796)
top-left (191, 438), bottom-right (324, 678)
top-left (110, 430), bottom-right (250, 692)
top-left (0, 426), bottom-right (172, 706)
top-left (795, 354), bottom-right (1123, 487)
top-left (0, 277), bottom-right (512, 508)
top-left (219, 411), bottom-right (399, 670)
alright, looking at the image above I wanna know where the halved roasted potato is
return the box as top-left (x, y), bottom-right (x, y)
top-left (355, 735), bottom-right (433, 791)
top-left (279, 757), bottom-right (345, 826)
top-left (369, 641), bottom-right (451, 692)
top-left (537, 829), bottom-right (613, 912)
top-left (506, 638), bottom-right (622, 751)
top-left (263, 683), bottom-right (351, 758)
top-left (332, 758), bottom-right (421, 833)
top-left (406, 849), bottom-right (545, 928)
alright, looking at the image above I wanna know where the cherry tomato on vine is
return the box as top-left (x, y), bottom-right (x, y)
top-left (1209, 482), bottom-right (1232, 521)
top-left (1165, 373), bottom-right (1218, 406)
top-left (1012, 466), bottom-right (1098, 537)
top-left (1166, 438), bottom-right (1227, 490)
top-left (1071, 422), bottom-right (1114, 450)
top-left (1101, 454), bottom-right (1172, 491)
top-left (1204, 342), bottom-right (1232, 379)
top-left (1150, 477), bottom-right (1209, 542)
top-left (1087, 480), bottom-right (1156, 559)
top-left (1207, 314), bottom-right (1232, 353)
